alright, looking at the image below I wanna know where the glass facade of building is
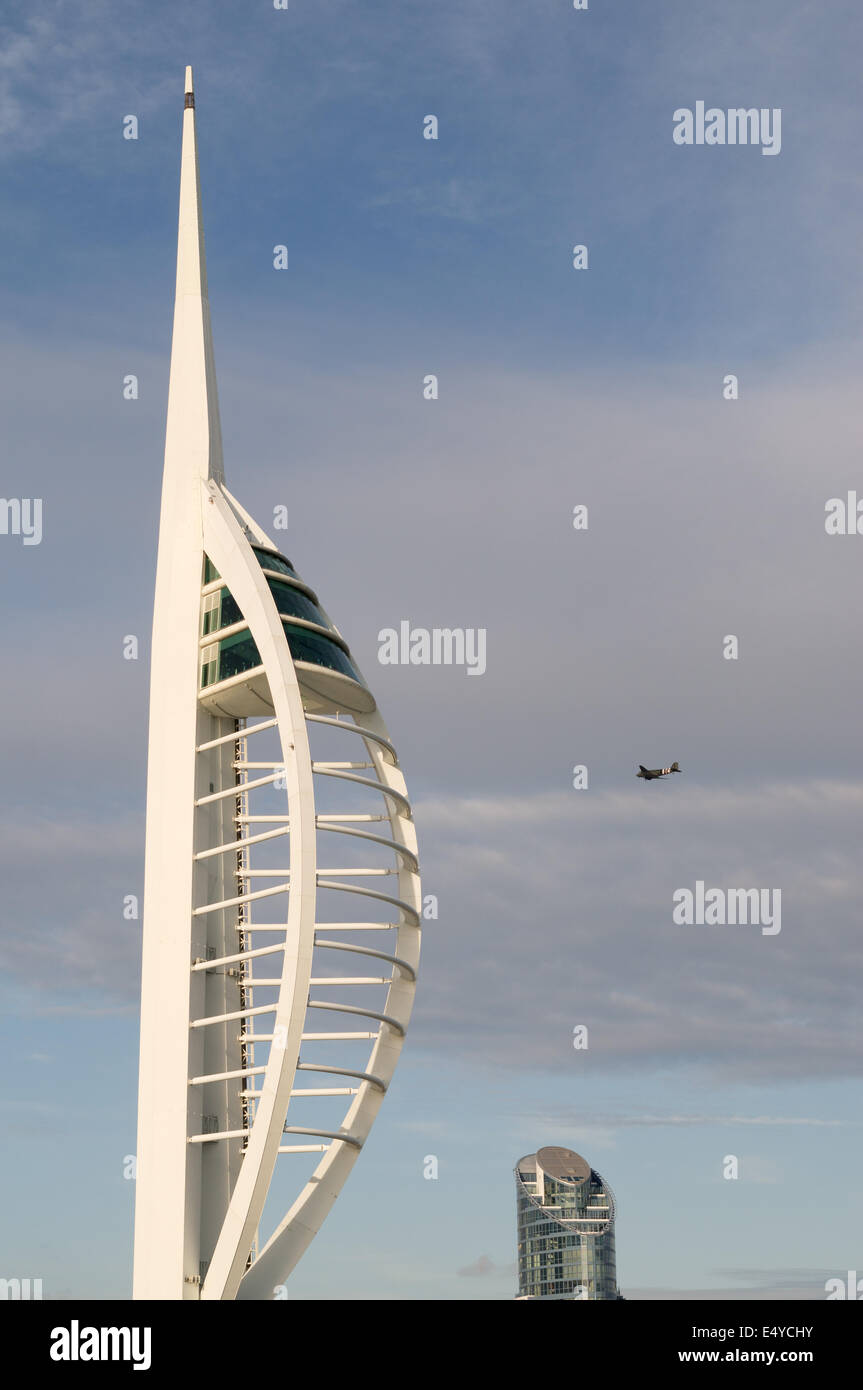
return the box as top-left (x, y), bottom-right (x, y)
top-left (515, 1146), bottom-right (619, 1300)
top-left (198, 547), bottom-right (366, 692)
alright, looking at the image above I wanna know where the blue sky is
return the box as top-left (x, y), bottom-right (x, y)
top-left (1, 0), bottom-right (862, 1300)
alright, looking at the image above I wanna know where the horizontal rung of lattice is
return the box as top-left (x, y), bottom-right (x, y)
top-left (191, 942), bottom-right (286, 972)
top-left (241, 1087), bottom-right (358, 1098)
top-left (305, 713), bottom-right (397, 761)
top-left (245, 1031), bottom-right (379, 1042)
top-left (189, 1063), bottom-right (267, 1086)
top-left (195, 826), bottom-right (288, 861)
top-left (189, 1127), bottom-right (247, 1144)
top-left (196, 772), bottom-right (280, 806)
top-left (317, 880), bottom-right (420, 925)
top-left (282, 1126), bottom-right (361, 1149)
top-left (243, 922), bottom-right (397, 934)
top-left (297, 1061), bottom-right (386, 1092)
top-left (191, 1002), bottom-right (279, 1029)
top-left (246, 976), bottom-right (390, 987)
top-left (311, 766), bottom-right (412, 815)
top-left (307, 999), bottom-right (404, 1036)
top-left (197, 719), bottom-right (277, 752)
top-left (193, 882), bottom-right (289, 915)
top-left (314, 938), bottom-right (417, 981)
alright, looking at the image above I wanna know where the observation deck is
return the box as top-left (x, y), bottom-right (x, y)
top-left (198, 545), bottom-right (375, 718)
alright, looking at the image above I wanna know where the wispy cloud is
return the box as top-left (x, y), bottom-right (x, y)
top-left (457, 1254), bottom-right (515, 1279)
top-left (520, 1111), bottom-right (849, 1130)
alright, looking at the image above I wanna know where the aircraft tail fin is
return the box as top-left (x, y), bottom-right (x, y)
top-left (670, 761), bottom-right (680, 772)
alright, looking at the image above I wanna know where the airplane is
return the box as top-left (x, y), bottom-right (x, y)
top-left (637, 761), bottom-right (681, 781)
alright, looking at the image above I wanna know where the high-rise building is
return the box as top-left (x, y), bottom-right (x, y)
top-left (132, 69), bottom-right (422, 1301)
top-left (515, 1146), bottom-right (620, 1300)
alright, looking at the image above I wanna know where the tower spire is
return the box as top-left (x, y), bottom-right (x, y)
top-left (135, 67), bottom-right (422, 1301)
top-left (164, 65), bottom-right (224, 485)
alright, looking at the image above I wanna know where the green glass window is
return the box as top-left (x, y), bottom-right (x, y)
top-left (253, 546), bottom-right (296, 577)
top-left (218, 590), bottom-right (244, 630)
top-left (200, 622), bottom-right (364, 690)
top-left (199, 630), bottom-right (263, 687)
top-left (202, 581), bottom-right (327, 636)
top-left (282, 623), bottom-right (364, 684)
top-left (203, 556), bottom-right (221, 584)
top-left (201, 588), bottom-right (243, 635)
top-left (218, 631), bottom-right (263, 681)
top-left (266, 577), bottom-right (328, 628)
top-left (200, 650), bottom-right (218, 688)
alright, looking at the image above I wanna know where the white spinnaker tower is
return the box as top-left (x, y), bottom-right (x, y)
top-left (132, 69), bottom-right (421, 1301)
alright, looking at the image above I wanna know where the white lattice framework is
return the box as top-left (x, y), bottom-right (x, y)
top-left (132, 69), bottom-right (421, 1301)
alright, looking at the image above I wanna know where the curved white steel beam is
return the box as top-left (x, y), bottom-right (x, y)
top-left (197, 484), bottom-right (316, 1301)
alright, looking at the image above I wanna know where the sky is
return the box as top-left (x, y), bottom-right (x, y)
top-left (0, 0), bottom-right (862, 1301)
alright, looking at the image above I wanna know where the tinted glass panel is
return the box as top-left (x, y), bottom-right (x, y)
top-left (282, 623), bottom-right (364, 684)
top-left (219, 590), bottom-right (243, 629)
top-left (200, 623), bottom-right (364, 690)
top-left (254, 546), bottom-right (296, 577)
top-left (206, 582), bottom-right (326, 634)
top-left (267, 578), bottom-right (329, 628)
top-left (217, 631), bottom-right (263, 682)
top-left (200, 655), bottom-right (218, 688)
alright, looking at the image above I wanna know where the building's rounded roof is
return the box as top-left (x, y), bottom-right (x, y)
top-left (514, 1146), bottom-right (617, 1241)
top-left (536, 1146), bottom-right (591, 1184)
